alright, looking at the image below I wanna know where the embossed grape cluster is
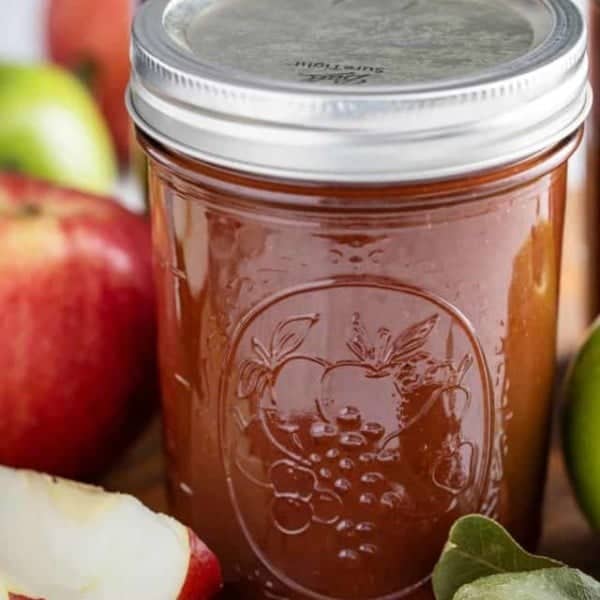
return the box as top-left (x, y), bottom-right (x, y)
top-left (268, 404), bottom-right (419, 567)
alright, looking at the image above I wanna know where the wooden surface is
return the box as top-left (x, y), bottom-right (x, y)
top-left (102, 416), bottom-right (600, 576)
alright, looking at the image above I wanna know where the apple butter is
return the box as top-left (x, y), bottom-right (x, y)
top-left (128, 0), bottom-right (591, 598)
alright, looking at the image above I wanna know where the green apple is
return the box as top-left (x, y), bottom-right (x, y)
top-left (563, 318), bottom-right (600, 530)
top-left (0, 63), bottom-right (117, 194)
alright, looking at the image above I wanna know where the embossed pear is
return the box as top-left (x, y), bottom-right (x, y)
top-left (432, 442), bottom-right (475, 495)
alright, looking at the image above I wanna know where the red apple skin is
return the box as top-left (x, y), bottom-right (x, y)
top-left (3, 533), bottom-right (221, 600)
top-left (179, 530), bottom-right (223, 599)
top-left (0, 174), bottom-right (156, 478)
top-left (47, 0), bottom-right (134, 162)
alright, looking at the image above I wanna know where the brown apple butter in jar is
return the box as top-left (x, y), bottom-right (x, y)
top-left (128, 0), bottom-right (591, 598)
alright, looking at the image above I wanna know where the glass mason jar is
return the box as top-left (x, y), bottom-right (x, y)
top-left (587, 0), bottom-right (600, 319)
top-left (592, 0), bottom-right (600, 149)
top-left (128, 0), bottom-right (591, 598)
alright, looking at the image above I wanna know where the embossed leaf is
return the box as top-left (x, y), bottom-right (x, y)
top-left (251, 336), bottom-right (270, 364)
top-left (432, 515), bottom-right (561, 600)
top-left (237, 360), bottom-right (270, 399)
top-left (376, 327), bottom-right (393, 365)
top-left (347, 312), bottom-right (374, 361)
top-left (457, 354), bottom-right (474, 381)
top-left (270, 314), bottom-right (319, 362)
top-left (453, 569), bottom-right (600, 600)
top-left (391, 314), bottom-right (440, 362)
top-left (445, 323), bottom-right (455, 361)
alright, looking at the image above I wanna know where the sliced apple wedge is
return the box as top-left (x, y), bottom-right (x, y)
top-left (0, 577), bottom-right (39, 600)
top-left (0, 467), bottom-right (222, 599)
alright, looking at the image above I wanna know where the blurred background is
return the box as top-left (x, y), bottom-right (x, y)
top-left (1, 0), bottom-right (144, 212)
top-left (1, 0), bottom-right (46, 61)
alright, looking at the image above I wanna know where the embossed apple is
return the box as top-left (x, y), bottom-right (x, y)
top-left (0, 173), bottom-right (156, 477)
top-left (270, 356), bottom-right (326, 415)
top-left (318, 313), bottom-right (444, 433)
top-left (0, 466), bottom-right (222, 599)
top-left (238, 313), bottom-right (324, 413)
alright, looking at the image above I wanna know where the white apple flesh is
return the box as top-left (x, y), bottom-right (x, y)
top-left (0, 581), bottom-right (39, 600)
top-left (0, 467), bottom-right (222, 599)
top-left (0, 578), bottom-right (38, 600)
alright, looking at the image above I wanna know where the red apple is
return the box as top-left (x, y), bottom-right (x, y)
top-left (0, 174), bottom-right (155, 478)
top-left (47, 0), bottom-right (136, 162)
top-left (0, 466), bottom-right (222, 599)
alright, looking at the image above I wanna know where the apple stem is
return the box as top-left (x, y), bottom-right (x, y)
top-left (18, 203), bottom-right (42, 218)
top-left (0, 202), bottom-right (42, 218)
top-left (74, 59), bottom-right (98, 90)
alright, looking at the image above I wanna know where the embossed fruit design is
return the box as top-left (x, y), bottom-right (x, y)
top-left (238, 313), bottom-right (323, 408)
top-left (318, 312), bottom-right (460, 434)
top-left (231, 305), bottom-right (484, 598)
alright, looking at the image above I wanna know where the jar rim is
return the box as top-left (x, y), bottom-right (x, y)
top-left (139, 126), bottom-right (582, 212)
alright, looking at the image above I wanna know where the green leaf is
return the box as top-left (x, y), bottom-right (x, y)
top-left (453, 568), bottom-right (600, 600)
top-left (432, 515), bottom-right (561, 600)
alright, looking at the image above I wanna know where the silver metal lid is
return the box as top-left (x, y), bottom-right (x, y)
top-left (128, 0), bottom-right (591, 182)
